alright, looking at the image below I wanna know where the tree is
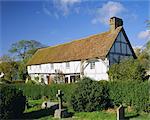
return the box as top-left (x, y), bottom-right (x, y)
top-left (0, 55), bottom-right (18, 81)
top-left (9, 40), bottom-right (44, 61)
top-left (134, 41), bottom-right (150, 71)
top-left (108, 58), bottom-right (146, 81)
top-left (9, 40), bottom-right (44, 80)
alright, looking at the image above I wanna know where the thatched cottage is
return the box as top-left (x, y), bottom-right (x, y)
top-left (27, 17), bottom-right (136, 84)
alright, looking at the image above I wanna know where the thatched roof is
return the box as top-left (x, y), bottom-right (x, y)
top-left (27, 26), bottom-right (123, 65)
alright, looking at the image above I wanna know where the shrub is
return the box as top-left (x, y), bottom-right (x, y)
top-left (108, 81), bottom-right (149, 112)
top-left (12, 83), bottom-right (77, 102)
top-left (71, 77), bottom-right (110, 112)
top-left (0, 85), bottom-right (26, 119)
top-left (11, 80), bottom-right (25, 84)
top-left (108, 58), bottom-right (146, 81)
top-left (9, 79), bottom-right (149, 113)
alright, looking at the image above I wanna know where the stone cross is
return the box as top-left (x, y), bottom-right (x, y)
top-left (56, 90), bottom-right (64, 110)
top-left (117, 105), bottom-right (125, 120)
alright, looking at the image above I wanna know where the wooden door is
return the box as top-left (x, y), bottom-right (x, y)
top-left (47, 75), bottom-right (52, 85)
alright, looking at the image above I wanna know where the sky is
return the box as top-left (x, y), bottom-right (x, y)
top-left (0, 0), bottom-right (150, 57)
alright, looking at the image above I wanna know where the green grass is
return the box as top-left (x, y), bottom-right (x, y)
top-left (24, 99), bottom-right (150, 120)
top-left (25, 99), bottom-right (44, 113)
top-left (74, 111), bottom-right (116, 120)
top-left (74, 112), bottom-right (149, 120)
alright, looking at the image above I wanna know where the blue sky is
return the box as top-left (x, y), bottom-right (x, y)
top-left (1, 0), bottom-right (150, 57)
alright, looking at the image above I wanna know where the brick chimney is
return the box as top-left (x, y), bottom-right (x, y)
top-left (109, 17), bottom-right (123, 32)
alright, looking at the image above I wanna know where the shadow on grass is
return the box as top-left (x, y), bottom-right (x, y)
top-left (21, 105), bottom-right (74, 119)
top-left (22, 104), bottom-right (58, 119)
top-left (124, 113), bottom-right (140, 120)
top-left (22, 108), bottom-right (54, 119)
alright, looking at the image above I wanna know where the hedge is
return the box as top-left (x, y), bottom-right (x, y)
top-left (8, 80), bottom-right (149, 113)
top-left (11, 83), bottom-right (77, 103)
top-left (108, 81), bottom-right (149, 112)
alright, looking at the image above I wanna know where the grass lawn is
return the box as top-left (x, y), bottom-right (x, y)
top-left (23, 99), bottom-right (150, 120)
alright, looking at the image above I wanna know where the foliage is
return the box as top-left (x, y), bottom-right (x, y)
top-left (0, 85), bottom-right (26, 119)
top-left (108, 81), bottom-right (149, 112)
top-left (17, 61), bottom-right (28, 80)
top-left (11, 80), bottom-right (25, 84)
top-left (9, 40), bottom-right (44, 60)
top-left (71, 77), bottom-right (110, 112)
top-left (134, 41), bottom-right (150, 71)
top-left (9, 78), bottom-right (149, 113)
top-left (12, 83), bottom-right (77, 102)
top-left (8, 40), bottom-right (44, 80)
top-left (108, 58), bottom-right (146, 81)
top-left (0, 56), bottom-right (18, 81)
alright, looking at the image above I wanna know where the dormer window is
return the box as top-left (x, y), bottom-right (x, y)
top-left (66, 62), bottom-right (70, 68)
top-left (90, 62), bottom-right (95, 69)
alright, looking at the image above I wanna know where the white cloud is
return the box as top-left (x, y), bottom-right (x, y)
top-left (138, 30), bottom-right (150, 40)
top-left (92, 1), bottom-right (125, 24)
top-left (43, 0), bottom-right (81, 18)
top-left (54, 0), bottom-right (81, 16)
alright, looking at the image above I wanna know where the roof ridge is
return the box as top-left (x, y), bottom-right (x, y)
top-left (38, 30), bottom-right (110, 51)
top-left (27, 27), bottom-right (123, 65)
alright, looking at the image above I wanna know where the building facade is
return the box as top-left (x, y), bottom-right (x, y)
top-left (27, 17), bottom-right (136, 84)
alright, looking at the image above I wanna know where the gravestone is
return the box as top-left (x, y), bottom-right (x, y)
top-left (41, 100), bottom-right (58, 109)
top-left (54, 90), bottom-right (68, 118)
top-left (117, 105), bottom-right (125, 120)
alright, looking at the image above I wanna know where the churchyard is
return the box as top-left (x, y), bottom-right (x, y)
top-left (1, 0), bottom-right (150, 119)
top-left (1, 76), bottom-right (149, 120)
top-left (0, 41), bottom-right (150, 120)
top-left (22, 93), bottom-right (149, 120)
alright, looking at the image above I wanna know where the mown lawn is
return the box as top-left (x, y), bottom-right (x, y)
top-left (23, 99), bottom-right (150, 120)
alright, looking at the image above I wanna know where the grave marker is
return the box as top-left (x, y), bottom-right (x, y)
top-left (54, 90), bottom-right (68, 118)
top-left (56, 90), bottom-right (64, 110)
top-left (117, 105), bottom-right (125, 120)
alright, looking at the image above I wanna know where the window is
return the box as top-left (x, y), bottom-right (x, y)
top-left (51, 63), bottom-right (54, 69)
top-left (90, 62), bottom-right (95, 69)
top-left (70, 76), bottom-right (75, 83)
top-left (66, 62), bottom-right (70, 68)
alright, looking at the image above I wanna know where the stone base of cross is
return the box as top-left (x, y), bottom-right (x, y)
top-left (54, 109), bottom-right (68, 118)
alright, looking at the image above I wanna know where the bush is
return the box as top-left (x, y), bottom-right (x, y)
top-left (108, 81), bottom-right (149, 112)
top-left (108, 58), bottom-right (146, 81)
top-left (12, 83), bottom-right (77, 102)
top-left (8, 78), bottom-right (149, 113)
top-left (71, 77), bottom-right (110, 112)
top-left (0, 85), bottom-right (26, 119)
top-left (11, 80), bottom-right (25, 84)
